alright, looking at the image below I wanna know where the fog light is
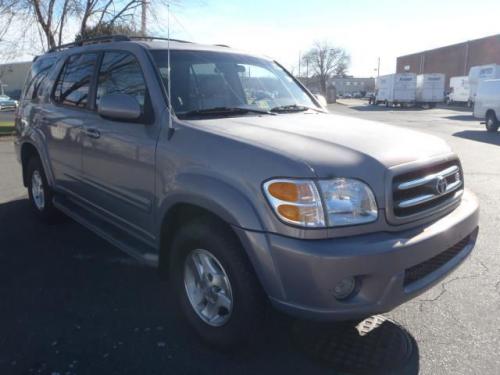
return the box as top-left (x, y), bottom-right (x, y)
top-left (333, 277), bottom-right (356, 300)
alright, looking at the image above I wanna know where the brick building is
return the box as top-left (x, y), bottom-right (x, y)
top-left (396, 34), bottom-right (500, 88)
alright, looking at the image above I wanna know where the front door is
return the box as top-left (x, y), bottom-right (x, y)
top-left (81, 51), bottom-right (160, 243)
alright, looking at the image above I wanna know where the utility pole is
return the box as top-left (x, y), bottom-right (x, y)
top-left (141, 0), bottom-right (148, 36)
top-left (298, 51), bottom-right (301, 78)
top-left (377, 57), bottom-right (380, 77)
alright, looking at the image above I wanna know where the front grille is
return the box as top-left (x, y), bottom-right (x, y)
top-left (403, 235), bottom-right (471, 287)
top-left (392, 160), bottom-right (463, 218)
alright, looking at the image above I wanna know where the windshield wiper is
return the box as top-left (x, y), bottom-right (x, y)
top-left (270, 104), bottom-right (322, 113)
top-left (179, 106), bottom-right (275, 118)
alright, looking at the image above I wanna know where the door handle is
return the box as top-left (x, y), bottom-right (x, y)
top-left (84, 127), bottom-right (101, 139)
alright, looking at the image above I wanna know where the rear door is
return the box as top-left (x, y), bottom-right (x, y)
top-left (80, 50), bottom-right (160, 242)
top-left (43, 53), bottom-right (98, 196)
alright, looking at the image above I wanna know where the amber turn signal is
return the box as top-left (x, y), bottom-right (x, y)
top-left (268, 182), bottom-right (299, 202)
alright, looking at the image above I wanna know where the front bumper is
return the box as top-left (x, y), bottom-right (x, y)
top-left (238, 189), bottom-right (479, 321)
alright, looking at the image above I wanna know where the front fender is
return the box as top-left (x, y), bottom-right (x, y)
top-left (156, 172), bottom-right (264, 234)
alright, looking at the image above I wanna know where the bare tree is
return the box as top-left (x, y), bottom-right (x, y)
top-left (0, 0), bottom-right (175, 54)
top-left (302, 40), bottom-right (350, 95)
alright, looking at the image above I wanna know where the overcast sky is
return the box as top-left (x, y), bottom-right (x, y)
top-left (163, 0), bottom-right (500, 77)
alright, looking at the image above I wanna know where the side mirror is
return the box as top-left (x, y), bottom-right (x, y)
top-left (314, 94), bottom-right (327, 107)
top-left (98, 93), bottom-right (142, 121)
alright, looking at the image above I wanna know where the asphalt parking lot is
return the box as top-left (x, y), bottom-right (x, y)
top-left (1, 101), bottom-right (499, 374)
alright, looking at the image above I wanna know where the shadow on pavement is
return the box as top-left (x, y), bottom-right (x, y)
top-left (454, 130), bottom-right (500, 146)
top-left (444, 115), bottom-right (476, 122)
top-left (349, 105), bottom-right (425, 112)
top-left (0, 198), bottom-right (419, 375)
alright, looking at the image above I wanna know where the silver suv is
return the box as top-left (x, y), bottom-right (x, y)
top-left (15, 36), bottom-right (479, 347)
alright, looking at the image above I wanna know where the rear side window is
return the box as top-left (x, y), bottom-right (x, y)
top-left (53, 53), bottom-right (98, 108)
top-left (95, 52), bottom-right (147, 111)
top-left (23, 56), bottom-right (58, 100)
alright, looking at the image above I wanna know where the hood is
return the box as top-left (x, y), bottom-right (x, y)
top-left (186, 112), bottom-right (452, 178)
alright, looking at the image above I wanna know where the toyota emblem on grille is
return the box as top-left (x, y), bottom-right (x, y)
top-left (435, 176), bottom-right (448, 195)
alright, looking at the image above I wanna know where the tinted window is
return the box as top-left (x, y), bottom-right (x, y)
top-left (96, 52), bottom-right (147, 111)
top-left (53, 53), bottom-right (97, 108)
top-left (24, 56), bottom-right (58, 100)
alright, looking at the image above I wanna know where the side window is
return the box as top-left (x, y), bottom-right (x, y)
top-left (53, 53), bottom-right (97, 108)
top-left (96, 52), bottom-right (147, 111)
top-left (23, 56), bottom-right (58, 100)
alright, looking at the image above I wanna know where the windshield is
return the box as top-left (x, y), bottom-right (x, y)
top-left (151, 50), bottom-right (319, 117)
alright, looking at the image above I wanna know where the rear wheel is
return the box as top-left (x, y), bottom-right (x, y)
top-left (485, 111), bottom-right (499, 132)
top-left (27, 157), bottom-right (59, 221)
top-left (170, 219), bottom-right (266, 348)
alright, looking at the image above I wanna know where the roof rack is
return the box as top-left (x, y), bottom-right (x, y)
top-left (48, 35), bottom-right (192, 53)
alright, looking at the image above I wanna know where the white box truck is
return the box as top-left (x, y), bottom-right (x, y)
top-left (373, 73), bottom-right (416, 107)
top-left (416, 73), bottom-right (445, 107)
top-left (447, 76), bottom-right (470, 106)
top-left (468, 64), bottom-right (500, 104)
top-left (473, 79), bottom-right (500, 132)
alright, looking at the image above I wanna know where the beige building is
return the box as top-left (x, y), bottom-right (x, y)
top-left (0, 61), bottom-right (31, 99)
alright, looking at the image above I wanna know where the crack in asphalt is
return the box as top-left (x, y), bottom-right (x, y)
top-left (417, 274), bottom-right (482, 312)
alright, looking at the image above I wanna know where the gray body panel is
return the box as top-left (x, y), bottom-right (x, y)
top-left (15, 39), bottom-right (479, 321)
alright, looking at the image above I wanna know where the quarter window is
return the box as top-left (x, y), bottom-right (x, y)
top-left (53, 53), bottom-right (98, 108)
top-left (96, 52), bottom-right (147, 111)
top-left (24, 56), bottom-right (59, 100)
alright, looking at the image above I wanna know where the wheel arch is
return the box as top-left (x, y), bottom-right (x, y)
top-left (157, 200), bottom-right (284, 301)
top-left (486, 109), bottom-right (497, 119)
top-left (20, 142), bottom-right (41, 187)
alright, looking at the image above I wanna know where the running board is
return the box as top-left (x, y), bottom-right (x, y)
top-left (53, 195), bottom-right (159, 267)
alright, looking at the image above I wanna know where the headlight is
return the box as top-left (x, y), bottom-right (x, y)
top-left (264, 178), bottom-right (377, 228)
top-left (263, 179), bottom-right (325, 227)
top-left (318, 178), bottom-right (378, 226)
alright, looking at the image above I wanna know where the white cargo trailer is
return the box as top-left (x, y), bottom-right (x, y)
top-left (416, 73), bottom-right (445, 107)
top-left (473, 79), bottom-right (500, 132)
top-left (468, 64), bottom-right (500, 103)
top-left (374, 73), bottom-right (416, 107)
top-left (447, 76), bottom-right (470, 105)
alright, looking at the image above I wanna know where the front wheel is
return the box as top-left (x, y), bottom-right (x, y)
top-left (170, 219), bottom-right (266, 348)
top-left (485, 112), bottom-right (499, 132)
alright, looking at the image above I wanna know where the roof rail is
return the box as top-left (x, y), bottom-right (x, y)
top-left (48, 35), bottom-right (130, 52)
top-left (127, 36), bottom-right (192, 44)
top-left (48, 35), bottom-right (192, 53)
top-left (214, 44), bottom-right (230, 48)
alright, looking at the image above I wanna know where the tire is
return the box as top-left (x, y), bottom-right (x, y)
top-left (170, 219), bottom-right (266, 348)
top-left (27, 157), bottom-right (59, 221)
top-left (485, 112), bottom-right (499, 132)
